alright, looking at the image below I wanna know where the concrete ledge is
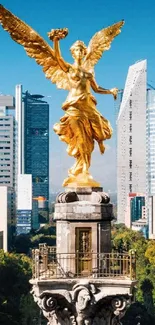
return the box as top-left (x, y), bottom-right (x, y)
top-left (30, 277), bottom-right (137, 298)
top-left (54, 202), bottom-right (113, 221)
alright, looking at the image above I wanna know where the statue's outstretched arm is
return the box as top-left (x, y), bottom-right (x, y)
top-left (90, 76), bottom-right (118, 100)
top-left (54, 38), bottom-right (70, 73)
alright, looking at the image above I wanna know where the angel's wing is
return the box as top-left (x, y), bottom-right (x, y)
top-left (82, 20), bottom-right (124, 72)
top-left (0, 5), bottom-right (70, 90)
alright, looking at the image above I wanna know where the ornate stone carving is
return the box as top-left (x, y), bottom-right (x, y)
top-left (91, 192), bottom-right (110, 204)
top-left (56, 190), bottom-right (110, 204)
top-left (31, 281), bottom-right (130, 325)
top-left (56, 192), bottom-right (79, 203)
top-left (72, 282), bottom-right (96, 325)
top-left (111, 297), bottom-right (128, 325)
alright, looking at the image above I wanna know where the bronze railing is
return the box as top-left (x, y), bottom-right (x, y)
top-left (32, 244), bottom-right (136, 280)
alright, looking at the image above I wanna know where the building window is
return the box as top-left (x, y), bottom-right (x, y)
top-left (129, 111), bottom-right (132, 120)
top-left (129, 124), bottom-right (132, 132)
top-left (129, 160), bottom-right (132, 168)
top-left (129, 99), bottom-right (132, 108)
top-left (129, 172), bottom-right (132, 181)
top-left (129, 136), bottom-right (132, 145)
top-left (129, 184), bottom-right (132, 192)
top-left (129, 148), bottom-right (132, 157)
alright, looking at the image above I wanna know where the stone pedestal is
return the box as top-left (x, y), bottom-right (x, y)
top-left (54, 187), bottom-right (113, 257)
top-left (30, 187), bottom-right (137, 324)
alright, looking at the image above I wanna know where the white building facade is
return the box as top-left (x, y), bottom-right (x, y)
top-left (0, 186), bottom-right (12, 251)
top-left (147, 89), bottom-right (155, 196)
top-left (0, 95), bottom-right (16, 234)
top-left (0, 95), bottom-right (15, 188)
top-left (147, 89), bottom-right (155, 238)
top-left (16, 174), bottom-right (32, 235)
top-left (117, 60), bottom-right (147, 223)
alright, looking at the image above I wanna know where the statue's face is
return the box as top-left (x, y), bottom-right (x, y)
top-left (73, 46), bottom-right (85, 60)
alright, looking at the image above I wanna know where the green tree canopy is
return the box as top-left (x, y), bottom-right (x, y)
top-left (0, 251), bottom-right (32, 325)
top-left (122, 302), bottom-right (154, 325)
top-left (112, 225), bottom-right (155, 305)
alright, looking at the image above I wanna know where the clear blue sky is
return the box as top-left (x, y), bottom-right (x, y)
top-left (0, 0), bottom-right (155, 191)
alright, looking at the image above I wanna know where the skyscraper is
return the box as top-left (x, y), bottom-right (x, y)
top-left (0, 186), bottom-right (12, 251)
top-left (117, 60), bottom-right (147, 224)
top-left (147, 88), bottom-right (155, 196)
top-left (125, 193), bottom-right (146, 227)
top-left (16, 85), bottom-right (49, 226)
top-left (16, 174), bottom-right (32, 235)
top-left (0, 95), bottom-right (15, 188)
top-left (146, 88), bottom-right (155, 238)
top-left (0, 95), bottom-right (16, 226)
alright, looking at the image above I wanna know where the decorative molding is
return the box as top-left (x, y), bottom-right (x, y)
top-left (31, 281), bottom-right (130, 325)
top-left (56, 191), bottom-right (110, 204)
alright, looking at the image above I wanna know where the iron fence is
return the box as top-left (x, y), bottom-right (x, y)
top-left (32, 244), bottom-right (136, 280)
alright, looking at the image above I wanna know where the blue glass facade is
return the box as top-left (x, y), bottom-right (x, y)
top-left (130, 196), bottom-right (145, 222)
top-left (16, 210), bottom-right (32, 235)
top-left (23, 92), bottom-right (49, 224)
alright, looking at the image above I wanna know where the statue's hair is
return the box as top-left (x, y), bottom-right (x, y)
top-left (70, 40), bottom-right (87, 57)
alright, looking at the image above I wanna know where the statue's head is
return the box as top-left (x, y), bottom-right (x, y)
top-left (70, 40), bottom-right (87, 61)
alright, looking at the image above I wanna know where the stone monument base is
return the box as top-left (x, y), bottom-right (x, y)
top-left (31, 277), bottom-right (137, 325)
top-left (30, 186), bottom-right (137, 324)
top-left (55, 187), bottom-right (113, 256)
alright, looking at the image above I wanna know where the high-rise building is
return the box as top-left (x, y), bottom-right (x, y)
top-left (146, 88), bottom-right (155, 238)
top-left (15, 84), bottom-right (24, 175)
top-left (15, 86), bottom-right (49, 226)
top-left (131, 195), bottom-right (145, 222)
top-left (117, 60), bottom-right (147, 223)
top-left (125, 193), bottom-right (146, 227)
top-left (0, 95), bottom-right (15, 188)
top-left (0, 186), bottom-right (12, 251)
top-left (148, 195), bottom-right (155, 239)
top-left (147, 88), bottom-right (155, 196)
top-left (16, 174), bottom-right (32, 235)
top-left (0, 95), bottom-right (16, 234)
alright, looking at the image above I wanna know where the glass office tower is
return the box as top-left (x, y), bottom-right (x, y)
top-left (130, 196), bottom-right (145, 222)
top-left (23, 91), bottom-right (49, 223)
top-left (16, 85), bottom-right (49, 228)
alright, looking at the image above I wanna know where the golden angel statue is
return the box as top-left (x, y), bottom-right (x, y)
top-left (0, 4), bottom-right (124, 187)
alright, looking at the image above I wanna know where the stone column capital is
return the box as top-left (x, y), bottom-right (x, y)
top-left (31, 280), bottom-right (130, 325)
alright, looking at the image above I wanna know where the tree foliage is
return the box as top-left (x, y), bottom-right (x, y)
top-left (19, 293), bottom-right (40, 325)
top-left (122, 302), bottom-right (154, 325)
top-left (13, 234), bottom-right (31, 254)
top-left (145, 241), bottom-right (155, 266)
top-left (12, 224), bottom-right (56, 254)
top-left (0, 225), bottom-right (56, 324)
top-left (112, 224), bottom-right (155, 315)
top-left (0, 251), bottom-right (33, 325)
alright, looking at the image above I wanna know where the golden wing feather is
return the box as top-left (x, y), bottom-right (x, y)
top-left (0, 4), bottom-right (70, 90)
top-left (82, 20), bottom-right (124, 72)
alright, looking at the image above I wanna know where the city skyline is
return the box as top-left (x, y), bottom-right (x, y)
top-left (1, 0), bottom-right (155, 190)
